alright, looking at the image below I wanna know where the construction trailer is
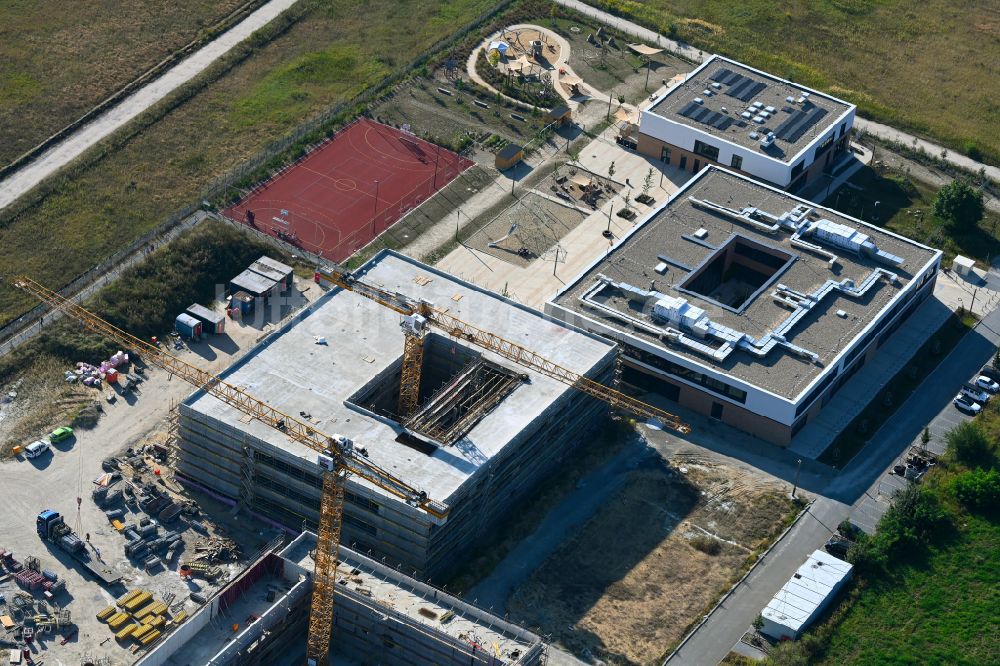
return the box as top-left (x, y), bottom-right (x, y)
top-left (174, 313), bottom-right (202, 340)
top-left (249, 255), bottom-right (294, 294)
top-left (229, 269), bottom-right (278, 302)
top-left (135, 533), bottom-right (544, 666)
top-left (185, 304), bottom-right (225, 335)
top-left (760, 549), bottom-right (853, 640)
top-left (177, 250), bottom-right (616, 578)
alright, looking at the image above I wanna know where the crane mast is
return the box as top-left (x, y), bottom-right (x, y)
top-left (314, 267), bottom-right (692, 434)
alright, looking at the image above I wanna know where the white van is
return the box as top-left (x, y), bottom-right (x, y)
top-left (24, 439), bottom-right (50, 459)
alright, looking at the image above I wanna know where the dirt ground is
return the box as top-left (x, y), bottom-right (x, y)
top-left (507, 449), bottom-right (794, 665)
top-left (466, 191), bottom-right (587, 266)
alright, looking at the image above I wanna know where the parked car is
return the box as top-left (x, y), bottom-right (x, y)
top-left (960, 385), bottom-right (990, 405)
top-left (49, 426), bottom-right (74, 443)
top-left (974, 375), bottom-right (1000, 393)
top-left (954, 394), bottom-right (983, 414)
top-left (824, 536), bottom-right (850, 559)
top-left (24, 439), bottom-right (51, 459)
top-left (979, 365), bottom-right (1000, 383)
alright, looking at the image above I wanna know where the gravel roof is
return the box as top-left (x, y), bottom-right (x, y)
top-left (551, 168), bottom-right (939, 400)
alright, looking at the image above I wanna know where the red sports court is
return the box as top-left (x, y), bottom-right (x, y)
top-left (224, 118), bottom-right (473, 262)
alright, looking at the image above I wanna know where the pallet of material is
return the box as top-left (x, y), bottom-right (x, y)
top-left (131, 624), bottom-right (155, 641)
top-left (123, 591), bottom-right (153, 612)
top-left (117, 589), bottom-right (142, 607)
top-left (142, 615), bottom-right (166, 628)
top-left (171, 610), bottom-right (188, 625)
top-left (115, 623), bottom-right (137, 641)
top-left (139, 629), bottom-right (162, 646)
top-left (134, 602), bottom-right (160, 620)
top-left (96, 605), bottom-right (117, 621)
top-left (107, 612), bottom-right (131, 629)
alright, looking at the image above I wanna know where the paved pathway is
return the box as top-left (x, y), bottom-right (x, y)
top-left (553, 0), bottom-right (999, 182)
top-left (0, 0), bottom-right (301, 212)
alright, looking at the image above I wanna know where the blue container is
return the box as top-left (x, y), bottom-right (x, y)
top-left (175, 313), bottom-right (203, 340)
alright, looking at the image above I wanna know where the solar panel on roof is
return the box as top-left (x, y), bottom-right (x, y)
top-left (773, 104), bottom-right (829, 142)
top-left (709, 68), bottom-right (733, 82)
top-left (678, 101), bottom-right (733, 131)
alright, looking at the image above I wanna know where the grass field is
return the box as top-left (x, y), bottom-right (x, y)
top-left (0, 0), bottom-right (249, 167)
top-left (0, 0), bottom-right (498, 330)
top-left (781, 406), bottom-right (1000, 665)
top-left (591, 0), bottom-right (1000, 165)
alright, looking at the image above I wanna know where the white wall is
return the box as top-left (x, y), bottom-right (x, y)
top-left (640, 110), bottom-right (794, 186)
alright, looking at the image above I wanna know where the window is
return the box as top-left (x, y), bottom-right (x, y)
top-left (731, 154), bottom-right (743, 170)
top-left (623, 347), bottom-right (748, 404)
top-left (790, 161), bottom-right (804, 179)
top-left (710, 402), bottom-right (724, 420)
top-left (839, 122), bottom-right (846, 138)
top-left (660, 146), bottom-right (671, 164)
top-left (679, 155), bottom-right (687, 170)
top-left (343, 514), bottom-right (377, 536)
top-left (693, 140), bottom-right (720, 161)
top-left (693, 159), bottom-right (701, 172)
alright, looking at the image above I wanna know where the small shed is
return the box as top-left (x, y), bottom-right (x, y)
top-left (186, 304), bottom-right (225, 335)
top-left (175, 314), bottom-right (203, 340)
top-left (546, 105), bottom-right (572, 127)
top-left (952, 255), bottom-right (975, 277)
top-left (230, 291), bottom-right (254, 316)
top-left (495, 143), bottom-right (524, 171)
top-left (249, 255), bottom-right (294, 293)
top-left (230, 269), bottom-right (278, 300)
top-left (760, 550), bottom-right (853, 641)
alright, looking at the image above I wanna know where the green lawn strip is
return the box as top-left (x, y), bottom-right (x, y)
top-left (769, 406), bottom-right (1000, 665)
top-left (819, 311), bottom-right (976, 467)
top-left (0, 0), bottom-right (500, 329)
top-left (585, 0), bottom-right (1000, 165)
top-left (0, 0), bottom-right (250, 166)
top-left (825, 167), bottom-right (1000, 267)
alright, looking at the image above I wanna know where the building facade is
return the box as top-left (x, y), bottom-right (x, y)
top-left (547, 167), bottom-right (941, 445)
top-left (178, 251), bottom-right (616, 577)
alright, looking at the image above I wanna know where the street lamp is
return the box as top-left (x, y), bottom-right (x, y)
top-left (792, 458), bottom-right (803, 499)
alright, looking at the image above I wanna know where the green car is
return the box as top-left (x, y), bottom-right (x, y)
top-left (49, 426), bottom-right (74, 443)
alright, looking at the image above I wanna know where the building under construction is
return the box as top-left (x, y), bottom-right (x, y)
top-left (136, 532), bottom-right (545, 665)
top-left (178, 251), bottom-right (616, 577)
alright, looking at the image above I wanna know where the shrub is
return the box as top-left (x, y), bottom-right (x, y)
top-left (944, 421), bottom-right (994, 468)
top-left (933, 179), bottom-right (984, 230)
top-left (689, 535), bottom-right (721, 555)
top-left (849, 483), bottom-right (948, 572)
top-left (950, 468), bottom-right (1000, 510)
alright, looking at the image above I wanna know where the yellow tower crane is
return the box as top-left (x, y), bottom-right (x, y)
top-left (13, 266), bottom-right (690, 665)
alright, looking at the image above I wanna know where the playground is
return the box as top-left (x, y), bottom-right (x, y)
top-left (224, 118), bottom-right (473, 262)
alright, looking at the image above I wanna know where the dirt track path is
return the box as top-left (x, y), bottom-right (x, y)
top-left (0, 0), bottom-right (301, 212)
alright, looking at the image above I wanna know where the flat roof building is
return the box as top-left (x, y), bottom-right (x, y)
top-left (249, 255), bottom-right (294, 293)
top-left (179, 250), bottom-right (615, 576)
top-left (138, 533), bottom-right (544, 666)
top-left (547, 167), bottom-right (941, 445)
top-left (637, 55), bottom-right (856, 192)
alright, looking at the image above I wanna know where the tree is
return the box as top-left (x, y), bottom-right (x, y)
top-left (487, 49), bottom-right (500, 69)
top-left (933, 179), bottom-right (984, 230)
top-left (642, 168), bottom-right (654, 200)
top-left (752, 614), bottom-right (765, 634)
top-left (992, 347), bottom-right (1000, 371)
top-left (920, 426), bottom-right (931, 453)
top-left (945, 421), bottom-right (992, 467)
top-left (608, 160), bottom-right (616, 179)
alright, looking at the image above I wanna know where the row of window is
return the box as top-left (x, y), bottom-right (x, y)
top-left (252, 450), bottom-right (382, 515)
top-left (623, 346), bottom-right (748, 404)
top-left (661, 145), bottom-right (742, 171)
